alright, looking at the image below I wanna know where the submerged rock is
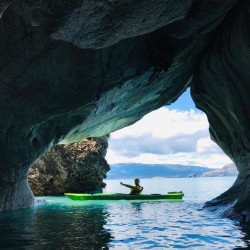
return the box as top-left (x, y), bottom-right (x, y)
top-left (28, 136), bottom-right (110, 195)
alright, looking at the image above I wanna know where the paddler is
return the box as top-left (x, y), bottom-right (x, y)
top-left (120, 178), bottom-right (143, 195)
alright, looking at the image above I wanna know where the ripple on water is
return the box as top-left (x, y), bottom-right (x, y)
top-left (0, 197), bottom-right (248, 249)
top-left (104, 201), bottom-right (246, 249)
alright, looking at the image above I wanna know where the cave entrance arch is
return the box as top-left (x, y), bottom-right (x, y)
top-left (106, 88), bottom-right (238, 211)
top-left (107, 88), bottom-right (233, 173)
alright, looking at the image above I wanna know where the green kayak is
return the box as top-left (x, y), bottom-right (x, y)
top-left (64, 192), bottom-right (184, 201)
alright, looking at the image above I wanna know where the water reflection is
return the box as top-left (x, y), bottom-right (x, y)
top-left (0, 199), bottom-right (249, 249)
top-left (130, 202), bottom-right (142, 212)
top-left (0, 176), bottom-right (248, 250)
top-left (234, 223), bottom-right (250, 249)
top-left (0, 204), bottom-right (112, 250)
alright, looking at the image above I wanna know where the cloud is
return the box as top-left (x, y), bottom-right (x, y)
top-left (106, 107), bottom-right (232, 168)
top-left (197, 137), bottom-right (225, 155)
top-left (111, 107), bottom-right (207, 139)
top-left (109, 130), bottom-right (209, 157)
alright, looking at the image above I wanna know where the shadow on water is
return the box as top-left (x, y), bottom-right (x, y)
top-left (0, 204), bottom-right (112, 250)
top-left (130, 202), bottom-right (142, 212)
top-left (234, 222), bottom-right (250, 250)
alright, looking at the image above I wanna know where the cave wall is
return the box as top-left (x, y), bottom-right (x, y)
top-left (0, 0), bottom-right (247, 212)
top-left (191, 0), bottom-right (250, 219)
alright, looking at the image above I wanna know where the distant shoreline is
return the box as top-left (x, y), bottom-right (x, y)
top-left (106, 175), bottom-right (238, 180)
top-left (107, 163), bottom-right (238, 180)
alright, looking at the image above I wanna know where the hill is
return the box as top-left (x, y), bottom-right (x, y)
top-left (107, 163), bottom-right (215, 179)
top-left (200, 163), bottom-right (238, 177)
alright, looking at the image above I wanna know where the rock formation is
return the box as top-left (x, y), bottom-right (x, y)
top-left (0, 0), bottom-right (250, 220)
top-left (28, 136), bottom-right (109, 196)
top-left (191, 1), bottom-right (250, 220)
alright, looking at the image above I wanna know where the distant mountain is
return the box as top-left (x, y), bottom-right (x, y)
top-left (107, 163), bottom-right (216, 179)
top-left (200, 163), bottom-right (238, 177)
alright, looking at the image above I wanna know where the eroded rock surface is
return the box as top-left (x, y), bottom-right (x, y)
top-left (0, 0), bottom-right (249, 218)
top-left (28, 136), bottom-right (109, 195)
top-left (191, 0), bottom-right (250, 220)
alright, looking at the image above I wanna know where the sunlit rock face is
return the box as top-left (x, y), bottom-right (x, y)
top-left (28, 136), bottom-right (109, 195)
top-left (0, 0), bottom-right (247, 213)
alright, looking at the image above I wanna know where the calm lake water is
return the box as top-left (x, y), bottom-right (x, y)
top-left (1, 176), bottom-right (250, 249)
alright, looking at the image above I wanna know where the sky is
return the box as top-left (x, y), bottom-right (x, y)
top-left (106, 88), bottom-right (233, 169)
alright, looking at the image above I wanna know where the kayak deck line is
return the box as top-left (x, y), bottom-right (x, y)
top-left (64, 192), bottom-right (184, 200)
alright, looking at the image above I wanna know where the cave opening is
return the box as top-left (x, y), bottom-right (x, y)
top-left (104, 87), bottom-right (238, 207)
top-left (106, 87), bottom-right (233, 175)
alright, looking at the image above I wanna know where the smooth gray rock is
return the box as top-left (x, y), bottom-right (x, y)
top-left (1, 0), bottom-right (250, 219)
top-left (191, 0), bottom-right (250, 220)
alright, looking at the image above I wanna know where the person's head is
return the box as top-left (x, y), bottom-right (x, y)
top-left (135, 178), bottom-right (140, 185)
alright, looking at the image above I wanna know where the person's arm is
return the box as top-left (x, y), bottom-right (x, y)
top-left (120, 182), bottom-right (134, 189)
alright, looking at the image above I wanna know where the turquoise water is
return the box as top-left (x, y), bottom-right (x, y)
top-left (0, 177), bottom-right (250, 249)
